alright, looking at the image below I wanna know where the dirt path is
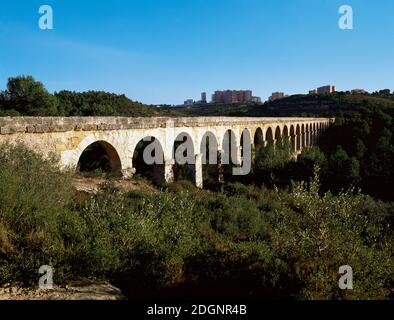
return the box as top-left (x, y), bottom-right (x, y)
top-left (0, 281), bottom-right (127, 300)
top-left (73, 176), bottom-right (158, 194)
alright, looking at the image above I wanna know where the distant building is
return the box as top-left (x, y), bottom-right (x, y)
top-left (212, 90), bottom-right (258, 104)
top-left (251, 96), bottom-right (262, 103)
top-left (201, 92), bottom-right (207, 103)
top-left (268, 92), bottom-right (287, 102)
top-left (351, 89), bottom-right (368, 94)
top-left (184, 99), bottom-right (194, 106)
top-left (316, 85), bottom-right (336, 94)
top-left (309, 89), bottom-right (317, 95)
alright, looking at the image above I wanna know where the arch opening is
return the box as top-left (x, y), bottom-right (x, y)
top-left (77, 141), bottom-right (122, 177)
top-left (275, 126), bottom-right (281, 142)
top-left (290, 125), bottom-right (296, 153)
top-left (172, 132), bottom-right (196, 184)
top-left (240, 129), bottom-right (252, 158)
top-left (254, 127), bottom-right (264, 151)
top-left (201, 132), bottom-right (219, 190)
top-left (132, 136), bottom-right (165, 185)
top-left (265, 127), bottom-right (274, 146)
top-left (296, 125), bottom-right (301, 151)
top-left (221, 129), bottom-right (238, 182)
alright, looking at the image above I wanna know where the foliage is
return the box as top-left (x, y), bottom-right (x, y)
top-left (0, 144), bottom-right (392, 300)
top-left (318, 106), bottom-right (394, 200)
top-left (0, 76), bottom-right (58, 116)
top-left (0, 76), bottom-right (171, 117)
top-left (55, 90), bottom-right (165, 117)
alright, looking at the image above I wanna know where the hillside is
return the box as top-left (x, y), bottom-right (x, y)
top-left (167, 92), bottom-right (394, 117)
top-left (2, 76), bottom-right (393, 118)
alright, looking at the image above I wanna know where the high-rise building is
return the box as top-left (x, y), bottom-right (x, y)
top-left (351, 89), bottom-right (367, 94)
top-left (212, 90), bottom-right (257, 104)
top-left (251, 96), bottom-right (262, 103)
top-left (268, 92), bottom-right (286, 102)
top-left (201, 92), bottom-right (207, 103)
top-left (184, 99), bottom-right (194, 106)
top-left (316, 85), bottom-right (336, 94)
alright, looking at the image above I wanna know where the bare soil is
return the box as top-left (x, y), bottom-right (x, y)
top-left (0, 280), bottom-right (126, 300)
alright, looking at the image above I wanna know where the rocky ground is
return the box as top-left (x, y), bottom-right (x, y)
top-left (73, 176), bottom-right (158, 194)
top-left (0, 280), bottom-right (127, 300)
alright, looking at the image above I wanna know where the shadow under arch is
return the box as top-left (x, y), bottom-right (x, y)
top-left (296, 124), bottom-right (301, 151)
top-left (274, 126), bottom-right (281, 142)
top-left (132, 136), bottom-right (165, 185)
top-left (240, 128), bottom-right (252, 160)
top-left (200, 131), bottom-right (219, 190)
top-left (282, 125), bottom-right (289, 141)
top-left (265, 127), bottom-right (274, 146)
top-left (222, 129), bottom-right (237, 164)
top-left (172, 132), bottom-right (196, 184)
top-left (254, 127), bottom-right (264, 150)
top-left (290, 125), bottom-right (296, 153)
top-left (77, 140), bottom-right (122, 176)
top-left (221, 129), bottom-right (238, 183)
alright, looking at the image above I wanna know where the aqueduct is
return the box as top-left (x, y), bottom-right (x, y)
top-left (0, 117), bottom-right (334, 188)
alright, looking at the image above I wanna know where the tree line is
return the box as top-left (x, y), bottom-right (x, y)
top-left (0, 76), bottom-right (166, 117)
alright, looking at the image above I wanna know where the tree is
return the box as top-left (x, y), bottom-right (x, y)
top-left (3, 76), bottom-right (58, 116)
top-left (293, 147), bottom-right (328, 182)
top-left (326, 146), bottom-right (361, 192)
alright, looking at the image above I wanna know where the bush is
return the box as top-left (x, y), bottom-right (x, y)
top-left (270, 168), bottom-right (393, 299)
top-left (0, 143), bottom-right (392, 300)
top-left (0, 143), bottom-right (75, 285)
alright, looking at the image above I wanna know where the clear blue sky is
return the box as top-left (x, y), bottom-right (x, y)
top-left (0, 0), bottom-right (393, 105)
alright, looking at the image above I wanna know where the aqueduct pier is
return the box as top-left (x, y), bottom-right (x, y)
top-left (0, 117), bottom-right (334, 188)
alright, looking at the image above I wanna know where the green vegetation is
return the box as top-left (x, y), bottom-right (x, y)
top-left (319, 107), bottom-right (394, 201)
top-left (1, 75), bottom-right (393, 299)
top-left (163, 90), bottom-right (394, 117)
top-left (0, 76), bottom-right (58, 116)
top-left (0, 144), bottom-right (392, 299)
top-left (0, 76), bottom-right (172, 117)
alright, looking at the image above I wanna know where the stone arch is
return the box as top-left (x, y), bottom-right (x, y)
top-left (283, 125), bottom-right (289, 138)
top-left (305, 123), bottom-right (310, 147)
top-left (290, 125), bottom-right (296, 152)
top-left (282, 125), bottom-right (289, 142)
top-left (254, 127), bottom-right (264, 150)
top-left (309, 123), bottom-right (313, 146)
top-left (296, 124), bottom-right (301, 151)
top-left (265, 127), bottom-right (274, 146)
top-left (301, 124), bottom-right (306, 149)
top-left (275, 126), bottom-right (281, 142)
top-left (280, 125), bottom-right (289, 149)
top-left (200, 131), bottom-right (218, 165)
top-left (172, 127), bottom-right (199, 159)
top-left (173, 132), bottom-right (195, 163)
top-left (172, 132), bottom-right (196, 183)
top-left (222, 129), bottom-right (238, 165)
top-left (77, 140), bottom-right (122, 176)
top-left (240, 128), bottom-right (252, 159)
top-left (200, 131), bottom-right (219, 189)
top-left (132, 136), bottom-right (165, 185)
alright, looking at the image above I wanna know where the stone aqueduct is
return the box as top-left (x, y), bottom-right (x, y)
top-left (0, 117), bottom-right (334, 188)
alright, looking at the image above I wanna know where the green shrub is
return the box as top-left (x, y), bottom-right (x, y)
top-left (0, 143), bottom-right (75, 285)
top-left (270, 168), bottom-right (393, 299)
top-left (0, 143), bottom-right (392, 300)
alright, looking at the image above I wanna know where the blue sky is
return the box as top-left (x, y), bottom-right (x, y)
top-left (0, 0), bottom-right (393, 104)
